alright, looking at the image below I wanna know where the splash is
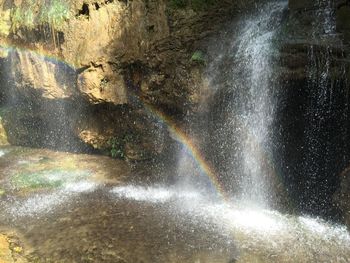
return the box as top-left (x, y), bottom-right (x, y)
top-left (108, 185), bottom-right (350, 262)
top-left (110, 185), bottom-right (201, 203)
top-left (5, 181), bottom-right (97, 218)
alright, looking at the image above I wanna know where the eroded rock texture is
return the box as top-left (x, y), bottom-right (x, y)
top-left (0, 0), bottom-right (257, 161)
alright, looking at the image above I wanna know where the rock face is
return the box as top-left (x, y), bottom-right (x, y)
top-left (276, 0), bottom-right (350, 220)
top-left (0, 0), bottom-right (257, 161)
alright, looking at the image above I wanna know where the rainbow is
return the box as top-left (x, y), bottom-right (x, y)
top-left (0, 42), bottom-right (77, 69)
top-left (0, 42), bottom-right (230, 200)
top-left (139, 101), bottom-right (229, 201)
top-left (140, 101), bottom-right (288, 204)
top-left (0, 43), bottom-right (286, 204)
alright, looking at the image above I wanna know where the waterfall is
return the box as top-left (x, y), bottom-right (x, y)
top-left (207, 1), bottom-right (288, 208)
top-left (232, 1), bottom-right (287, 207)
top-left (300, 0), bottom-right (349, 215)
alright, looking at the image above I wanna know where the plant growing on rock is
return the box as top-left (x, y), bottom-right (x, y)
top-left (191, 50), bottom-right (206, 64)
top-left (43, 0), bottom-right (71, 28)
top-left (10, 0), bottom-right (71, 38)
top-left (108, 137), bottom-right (125, 159)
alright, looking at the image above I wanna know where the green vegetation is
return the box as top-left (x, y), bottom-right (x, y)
top-left (108, 137), bottom-right (125, 159)
top-left (170, 0), bottom-right (217, 10)
top-left (11, 169), bottom-right (89, 190)
top-left (108, 133), bottom-right (140, 159)
top-left (11, 7), bottom-right (35, 31)
top-left (41, 0), bottom-right (71, 28)
top-left (191, 50), bottom-right (206, 64)
top-left (10, 0), bottom-right (71, 32)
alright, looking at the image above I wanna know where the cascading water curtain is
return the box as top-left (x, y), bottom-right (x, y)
top-left (301, 0), bottom-right (349, 216)
top-left (208, 1), bottom-right (288, 208)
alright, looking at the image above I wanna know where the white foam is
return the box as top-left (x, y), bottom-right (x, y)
top-left (110, 185), bottom-right (201, 203)
top-left (7, 181), bottom-right (98, 218)
top-left (298, 216), bottom-right (328, 234)
top-left (109, 185), bottom-right (350, 260)
top-left (64, 181), bottom-right (97, 193)
top-left (8, 192), bottom-right (69, 217)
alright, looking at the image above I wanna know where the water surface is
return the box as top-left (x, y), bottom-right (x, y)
top-left (0, 146), bottom-right (349, 262)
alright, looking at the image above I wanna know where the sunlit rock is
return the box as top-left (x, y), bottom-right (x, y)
top-left (0, 234), bottom-right (26, 263)
top-left (5, 50), bottom-right (76, 99)
top-left (77, 65), bottom-right (127, 105)
top-left (0, 235), bottom-right (14, 263)
top-left (0, 113), bottom-right (8, 145)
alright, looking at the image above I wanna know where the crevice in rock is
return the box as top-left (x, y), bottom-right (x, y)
top-left (77, 3), bottom-right (90, 18)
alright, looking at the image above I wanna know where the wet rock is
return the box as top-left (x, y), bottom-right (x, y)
top-left (335, 167), bottom-right (350, 228)
top-left (0, 0), bottom-right (262, 162)
top-left (337, 4), bottom-right (350, 45)
top-left (288, 0), bottom-right (315, 10)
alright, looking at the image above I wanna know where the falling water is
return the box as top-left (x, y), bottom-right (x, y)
top-left (300, 0), bottom-right (349, 215)
top-left (206, 1), bottom-right (288, 207)
top-left (233, 1), bottom-right (287, 207)
top-left (0, 1), bottom-right (350, 262)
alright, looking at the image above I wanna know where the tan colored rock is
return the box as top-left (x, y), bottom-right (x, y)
top-left (8, 50), bottom-right (76, 99)
top-left (0, 115), bottom-right (8, 145)
top-left (78, 130), bottom-right (110, 150)
top-left (61, 0), bottom-right (169, 67)
top-left (0, 0), bottom-right (257, 159)
top-left (77, 64), bottom-right (127, 104)
top-left (0, 5), bottom-right (10, 37)
top-left (0, 235), bottom-right (13, 263)
top-left (1, 0), bottom-right (170, 106)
